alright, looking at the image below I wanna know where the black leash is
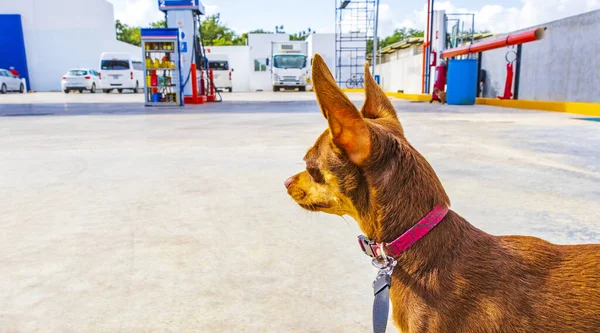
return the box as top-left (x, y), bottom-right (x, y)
top-left (358, 207), bottom-right (449, 332)
top-left (373, 272), bottom-right (392, 333)
top-left (370, 248), bottom-right (397, 333)
top-left (359, 235), bottom-right (397, 333)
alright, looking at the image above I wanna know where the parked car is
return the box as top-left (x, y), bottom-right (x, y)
top-left (0, 68), bottom-right (25, 94)
top-left (99, 52), bottom-right (143, 93)
top-left (207, 54), bottom-right (233, 92)
top-left (61, 69), bottom-right (101, 93)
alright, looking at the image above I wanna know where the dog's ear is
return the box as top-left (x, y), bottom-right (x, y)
top-left (361, 62), bottom-right (398, 121)
top-left (312, 54), bottom-right (371, 165)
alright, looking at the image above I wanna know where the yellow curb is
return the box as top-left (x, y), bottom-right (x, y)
top-left (341, 88), bottom-right (600, 117)
top-left (389, 92), bottom-right (431, 102)
top-left (341, 89), bottom-right (431, 102)
top-left (341, 88), bottom-right (365, 93)
top-left (476, 98), bottom-right (600, 117)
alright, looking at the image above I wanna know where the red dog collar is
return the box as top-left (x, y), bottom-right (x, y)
top-left (358, 205), bottom-right (449, 259)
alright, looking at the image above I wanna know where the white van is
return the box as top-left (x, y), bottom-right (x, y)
top-left (99, 52), bottom-right (144, 93)
top-left (207, 54), bottom-right (233, 92)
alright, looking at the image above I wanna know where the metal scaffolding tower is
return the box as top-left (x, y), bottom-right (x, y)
top-left (335, 0), bottom-right (376, 88)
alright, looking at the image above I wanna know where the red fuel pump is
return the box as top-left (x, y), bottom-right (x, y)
top-left (430, 62), bottom-right (447, 103)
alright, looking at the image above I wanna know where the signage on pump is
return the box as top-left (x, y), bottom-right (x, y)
top-left (159, 0), bottom-right (200, 10)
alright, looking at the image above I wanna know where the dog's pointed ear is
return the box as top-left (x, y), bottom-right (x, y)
top-left (312, 54), bottom-right (371, 165)
top-left (361, 62), bottom-right (398, 121)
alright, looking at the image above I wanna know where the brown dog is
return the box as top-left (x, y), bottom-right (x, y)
top-left (285, 54), bottom-right (600, 332)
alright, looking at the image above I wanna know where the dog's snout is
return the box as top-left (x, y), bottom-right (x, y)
top-left (284, 177), bottom-right (294, 189)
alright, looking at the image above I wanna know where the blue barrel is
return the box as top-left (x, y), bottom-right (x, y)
top-left (447, 59), bottom-right (478, 105)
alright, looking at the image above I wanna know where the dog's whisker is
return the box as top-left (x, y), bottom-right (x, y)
top-left (340, 215), bottom-right (352, 227)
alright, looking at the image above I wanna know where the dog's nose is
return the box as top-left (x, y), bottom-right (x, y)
top-left (284, 177), bottom-right (294, 189)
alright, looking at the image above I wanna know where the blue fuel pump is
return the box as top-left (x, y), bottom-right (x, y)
top-left (158, 0), bottom-right (205, 98)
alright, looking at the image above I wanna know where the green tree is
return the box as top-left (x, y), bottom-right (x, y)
top-left (115, 13), bottom-right (299, 48)
top-left (200, 14), bottom-right (246, 46)
top-left (115, 19), bottom-right (141, 46)
top-left (367, 27), bottom-right (424, 54)
top-left (200, 15), bottom-right (276, 46)
top-left (234, 29), bottom-right (273, 45)
top-left (150, 20), bottom-right (167, 28)
top-left (289, 27), bottom-right (314, 41)
top-left (249, 29), bottom-right (272, 34)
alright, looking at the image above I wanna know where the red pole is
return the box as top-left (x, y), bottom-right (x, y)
top-left (422, 0), bottom-right (431, 93)
top-left (200, 70), bottom-right (205, 96)
top-left (205, 69), bottom-right (216, 102)
top-left (190, 63), bottom-right (198, 103)
top-left (209, 69), bottom-right (215, 97)
top-left (441, 27), bottom-right (545, 58)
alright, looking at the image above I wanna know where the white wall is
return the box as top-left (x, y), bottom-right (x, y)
top-left (200, 33), bottom-right (335, 92)
top-left (376, 53), bottom-right (423, 94)
top-left (0, 0), bottom-right (141, 91)
top-left (306, 33), bottom-right (335, 74)
top-left (205, 46), bottom-right (251, 92)
top-left (248, 33), bottom-right (289, 91)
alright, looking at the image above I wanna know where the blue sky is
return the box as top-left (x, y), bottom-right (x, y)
top-left (107, 0), bottom-right (600, 35)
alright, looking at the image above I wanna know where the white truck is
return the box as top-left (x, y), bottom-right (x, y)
top-left (270, 41), bottom-right (309, 92)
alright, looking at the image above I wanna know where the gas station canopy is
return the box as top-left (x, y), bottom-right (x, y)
top-left (158, 0), bottom-right (205, 15)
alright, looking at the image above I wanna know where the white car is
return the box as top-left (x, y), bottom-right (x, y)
top-left (208, 57), bottom-right (233, 92)
top-left (0, 69), bottom-right (25, 94)
top-left (61, 69), bottom-right (101, 93)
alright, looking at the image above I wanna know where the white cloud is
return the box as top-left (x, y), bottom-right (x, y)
top-left (337, 3), bottom-right (398, 36)
top-left (105, 1), bottom-right (220, 27)
top-left (377, 4), bottom-right (396, 36)
top-left (376, 3), bottom-right (418, 35)
top-left (205, 4), bottom-right (219, 16)
top-left (106, 0), bottom-right (164, 26)
top-left (313, 25), bottom-right (333, 34)
top-left (397, 18), bottom-right (416, 30)
top-left (407, 0), bottom-right (600, 34)
top-left (231, 27), bottom-right (248, 35)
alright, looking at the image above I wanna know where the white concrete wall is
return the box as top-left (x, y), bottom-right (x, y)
top-left (0, 0), bottom-right (141, 91)
top-left (248, 33), bottom-right (289, 91)
top-left (376, 53), bottom-right (423, 94)
top-left (481, 9), bottom-right (600, 102)
top-left (307, 33), bottom-right (336, 74)
top-left (112, 41), bottom-right (144, 59)
top-left (205, 46), bottom-right (251, 92)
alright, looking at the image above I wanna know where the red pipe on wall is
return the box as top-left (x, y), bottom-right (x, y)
top-left (441, 27), bottom-right (546, 59)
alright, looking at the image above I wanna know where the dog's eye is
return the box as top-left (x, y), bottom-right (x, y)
top-left (307, 166), bottom-right (325, 184)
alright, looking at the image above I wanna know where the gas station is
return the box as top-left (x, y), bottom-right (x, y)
top-left (0, 1), bottom-right (599, 332)
top-left (140, 0), bottom-right (219, 107)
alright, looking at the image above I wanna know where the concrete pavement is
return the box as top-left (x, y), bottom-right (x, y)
top-left (0, 91), bottom-right (324, 105)
top-left (0, 95), bottom-right (599, 332)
